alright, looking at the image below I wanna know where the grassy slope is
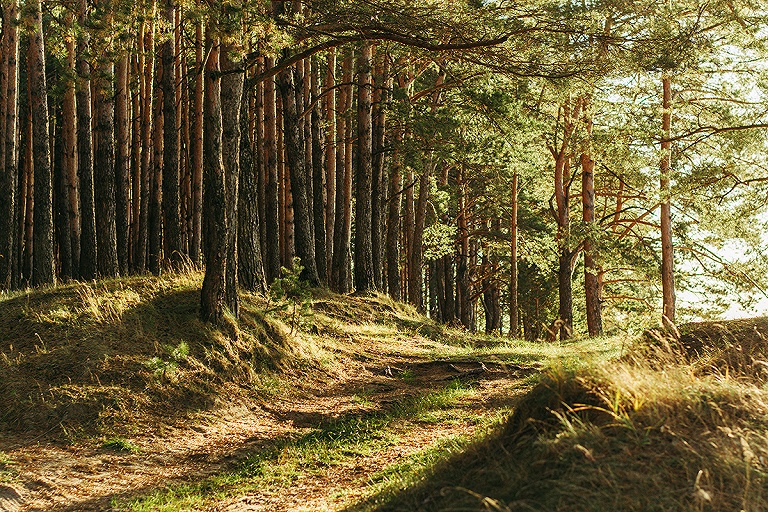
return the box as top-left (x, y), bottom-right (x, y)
top-left (2, 272), bottom-right (767, 511)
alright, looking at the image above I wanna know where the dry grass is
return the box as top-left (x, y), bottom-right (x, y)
top-left (355, 320), bottom-right (768, 512)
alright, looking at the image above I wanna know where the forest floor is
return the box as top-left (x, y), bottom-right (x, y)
top-left (2, 273), bottom-right (767, 511)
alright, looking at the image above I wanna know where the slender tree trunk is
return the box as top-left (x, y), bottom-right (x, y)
top-left (190, 8), bottom-right (204, 265)
top-left (134, 19), bottom-right (154, 273)
top-left (354, 42), bottom-right (375, 292)
top-left (264, 57), bottom-right (281, 283)
top-left (200, 39), bottom-right (227, 324)
top-left (310, 56), bottom-right (327, 284)
top-left (115, 54), bottom-right (130, 275)
top-left (278, 62), bottom-right (320, 285)
top-left (581, 97), bottom-right (603, 336)
top-left (324, 49), bottom-right (336, 281)
top-left (408, 168), bottom-right (429, 311)
top-left (77, 0), bottom-right (97, 280)
top-left (660, 73), bottom-right (675, 324)
top-left (28, 0), bottom-right (55, 286)
top-left (331, 49), bottom-right (353, 292)
top-left (149, 50), bottom-right (164, 275)
top-left (403, 167), bottom-right (415, 301)
top-left (221, 45), bottom-right (243, 315)
top-left (238, 77), bottom-right (266, 293)
top-left (0, 0), bottom-right (19, 289)
top-left (456, 168), bottom-right (471, 329)
top-left (62, 10), bottom-right (80, 278)
top-left (509, 172), bottom-right (519, 337)
top-left (161, 0), bottom-right (181, 267)
top-left (385, 133), bottom-right (402, 300)
top-left (371, 53), bottom-right (388, 291)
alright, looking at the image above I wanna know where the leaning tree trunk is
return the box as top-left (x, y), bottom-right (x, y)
top-left (200, 40), bottom-right (227, 325)
top-left (354, 42), bottom-right (375, 293)
top-left (660, 73), bottom-right (675, 324)
top-left (28, 0), bottom-right (55, 286)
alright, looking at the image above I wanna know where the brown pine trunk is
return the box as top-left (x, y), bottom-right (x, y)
top-left (190, 8), bottom-right (204, 265)
top-left (354, 42), bottom-right (375, 292)
top-left (408, 169), bottom-right (429, 312)
top-left (278, 62), bottom-right (320, 285)
top-left (581, 97), bottom-right (603, 337)
top-left (0, 0), bottom-right (19, 288)
top-left (54, 113), bottom-right (73, 279)
top-left (456, 168), bottom-right (471, 329)
top-left (509, 172), bottom-right (519, 337)
top-left (264, 57), bottom-right (281, 283)
top-left (403, 167), bottom-right (415, 301)
top-left (149, 49), bottom-right (164, 275)
top-left (310, 56), bottom-right (327, 284)
top-left (385, 132), bottom-right (402, 301)
top-left (200, 39), bottom-right (227, 325)
top-left (324, 49), bottom-right (336, 281)
top-left (115, 54), bottom-right (130, 275)
top-left (77, 0), bottom-right (97, 280)
top-left (371, 54), bottom-right (389, 291)
top-left (134, 18), bottom-right (154, 273)
top-left (130, 56), bottom-right (141, 271)
top-left (660, 74), bottom-right (675, 324)
top-left (62, 10), bottom-right (80, 278)
top-left (238, 76), bottom-right (267, 293)
top-left (221, 45), bottom-right (242, 315)
top-left (28, 0), bottom-right (55, 286)
top-left (161, 0), bottom-right (181, 268)
top-left (331, 49), bottom-right (353, 292)
top-left (255, 58), bottom-right (267, 265)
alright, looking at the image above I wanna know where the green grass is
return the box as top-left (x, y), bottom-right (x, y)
top-left (117, 381), bottom-right (481, 512)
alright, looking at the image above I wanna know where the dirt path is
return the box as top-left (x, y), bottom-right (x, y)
top-left (0, 359), bottom-right (532, 512)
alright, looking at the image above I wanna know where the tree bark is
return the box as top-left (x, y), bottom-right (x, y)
top-left (324, 49), bottom-right (336, 281)
top-left (371, 53), bottom-right (389, 291)
top-left (354, 42), bottom-right (376, 293)
top-left (28, 0), bottom-right (55, 286)
top-left (408, 169), bottom-right (429, 311)
top-left (581, 97), bottom-right (603, 337)
top-left (385, 133), bottom-right (402, 300)
top-left (0, 0), bottom-right (19, 289)
top-left (331, 49), bottom-right (353, 292)
top-left (238, 76), bottom-right (267, 293)
top-left (190, 8), bottom-right (204, 265)
top-left (221, 45), bottom-right (243, 315)
top-left (115, 54), bottom-right (130, 275)
top-left (660, 73), bottom-right (675, 324)
top-left (200, 40), bottom-right (227, 325)
top-left (62, 10), bottom-right (80, 279)
top-left (149, 50), bottom-right (164, 275)
top-left (161, 0), bottom-right (181, 268)
top-left (77, 0), bottom-right (97, 280)
top-left (278, 63), bottom-right (320, 285)
top-left (310, 56), bottom-right (327, 284)
top-left (264, 57), bottom-right (281, 283)
top-left (509, 172), bottom-right (519, 337)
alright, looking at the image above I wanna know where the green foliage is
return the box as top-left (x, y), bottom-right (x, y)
top-left (267, 257), bottom-right (314, 334)
top-left (101, 437), bottom-right (141, 454)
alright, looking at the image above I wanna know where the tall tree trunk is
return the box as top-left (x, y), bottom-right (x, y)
top-left (354, 42), bottom-right (375, 292)
top-left (0, 0), bottom-right (19, 289)
top-left (403, 166), bottom-right (415, 302)
top-left (134, 18), bottom-right (154, 273)
top-left (115, 54), bottom-right (130, 275)
top-left (385, 133), bottom-right (402, 300)
top-left (221, 45), bottom-right (242, 315)
top-left (92, 0), bottom-right (118, 278)
top-left (509, 173), bottom-right (519, 337)
top-left (149, 50), bottom-right (164, 275)
top-left (28, 0), bottom-right (55, 286)
top-left (456, 168), bottom-right (471, 329)
top-left (331, 49), bottom-right (353, 292)
top-left (324, 49), bottom-right (336, 281)
top-left (278, 63), bottom-right (320, 285)
top-left (200, 39), bottom-right (227, 324)
top-left (190, 8), bottom-right (204, 265)
top-left (62, 10), bottom-right (80, 278)
top-left (54, 114), bottom-right (73, 279)
top-left (264, 57), bottom-right (281, 283)
top-left (161, 0), bottom-right (181, 267)
top-left (660, 73), bottom-right (675, 324)
top-left (408, 169), bottom-right (429, 311)
top-left (238, 77), bottom-right (266, 293)
top-left (310, 56), bottom-right (327, 284)
top-left (581, 97), bottom-right (603, 336)
top-left (371, 53), bottom-right (389, 291)
top-left (77, 0), bottom-right (97, 280)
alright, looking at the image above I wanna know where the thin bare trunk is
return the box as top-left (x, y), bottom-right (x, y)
top-left (660, 74), bottom-right (675, 323)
